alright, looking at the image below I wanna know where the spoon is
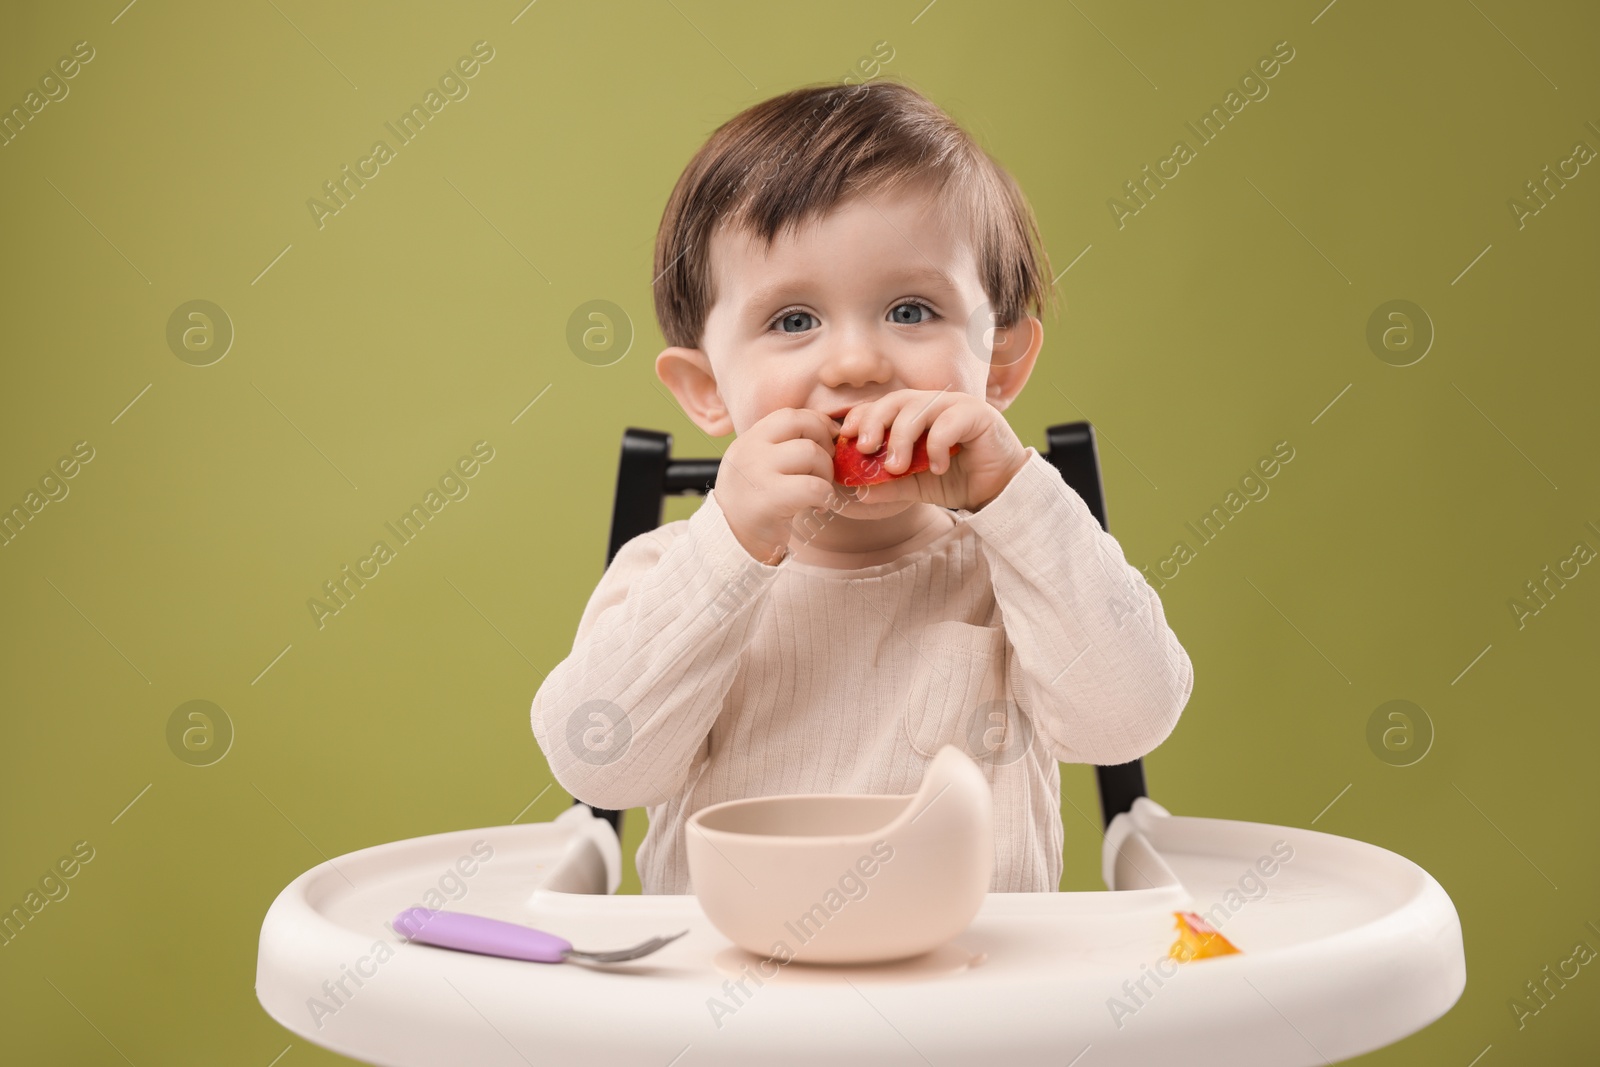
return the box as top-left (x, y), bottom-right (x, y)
top-left (393, 907), bottom-right (688, 964)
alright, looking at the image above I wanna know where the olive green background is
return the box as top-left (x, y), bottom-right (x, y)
top-left (2, 0), bottom-right (1596, 1063)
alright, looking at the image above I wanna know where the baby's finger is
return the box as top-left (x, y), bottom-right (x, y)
top-left (883, 394), bottom-right (956, 473)
top-left (814, 408), bottom-right (847, 450)
top-left (771, 436), bottom-right (834, 480)
top-left (775, 473), bottom-right (844, 519)
top-left (839, 401), bottom-right (885, 445)
top-left (754, 407), bottom-right (833, 450)
top-left (924, 406), bottom-right (978, 475)
top-left (849, 395), bottom-right (911, 455)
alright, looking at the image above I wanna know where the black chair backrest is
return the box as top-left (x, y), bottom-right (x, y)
top-left (573, 422), bottom-right (1148, 843)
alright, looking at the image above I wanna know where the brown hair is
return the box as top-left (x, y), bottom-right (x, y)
top-left (651, 77), bottom-right (1057, 351)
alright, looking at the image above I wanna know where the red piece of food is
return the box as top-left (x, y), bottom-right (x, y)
top-left (833, 431), bottom-right (960, 488)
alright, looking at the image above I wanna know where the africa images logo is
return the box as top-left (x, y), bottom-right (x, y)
top-left (305, 41), bottom-right (496, 230)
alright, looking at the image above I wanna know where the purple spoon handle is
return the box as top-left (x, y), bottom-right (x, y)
top-left (393, 907), bottom-right (573, 964)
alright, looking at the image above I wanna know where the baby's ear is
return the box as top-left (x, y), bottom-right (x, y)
top-left (656, 346), bottom-right (734, 437)
top-left (985, 315), bottom-right (1044, 412)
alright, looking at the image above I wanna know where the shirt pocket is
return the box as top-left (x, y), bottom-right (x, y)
top-left (901, 620), bottom-right (1011, 759)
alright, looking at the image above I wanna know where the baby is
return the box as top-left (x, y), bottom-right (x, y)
top-left (530, 79), bottom-right (1193, 895)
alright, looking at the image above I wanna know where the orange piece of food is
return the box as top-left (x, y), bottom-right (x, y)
top-left (1169, 911), bottom-right (1241, 962)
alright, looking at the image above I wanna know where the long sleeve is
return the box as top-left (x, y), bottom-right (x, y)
top-left (957, 446), bottom-right (1194, 765)
top-left (529, 488), bottom-right (782, 811)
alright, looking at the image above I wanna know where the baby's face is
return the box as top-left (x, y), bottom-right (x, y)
top-left (695, 182), bottom-right (1013, 437)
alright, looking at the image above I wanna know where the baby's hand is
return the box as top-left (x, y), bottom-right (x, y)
top-left (838, 389), bottom-right (1029, 511)
top-left (717, 408), bottom-right (844, 564)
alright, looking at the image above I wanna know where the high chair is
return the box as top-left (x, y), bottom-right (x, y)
top-left (256, 422), bottom-right (1466, 1066)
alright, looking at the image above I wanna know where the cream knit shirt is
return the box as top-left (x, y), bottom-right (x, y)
top-left (530, 446), bottom-right (1194, 894)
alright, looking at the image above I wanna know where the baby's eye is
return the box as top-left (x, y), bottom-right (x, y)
top-left (772, 309), bottom-right (818, 334)
top-left (889, 300), bottom-right (937, 325)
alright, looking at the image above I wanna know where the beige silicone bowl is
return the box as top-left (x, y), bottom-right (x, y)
top-left (685, 744), bottom-right (993, 964)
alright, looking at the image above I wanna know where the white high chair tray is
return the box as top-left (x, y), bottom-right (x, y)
top-left (256, 799), bottom-right (1464, 1066)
